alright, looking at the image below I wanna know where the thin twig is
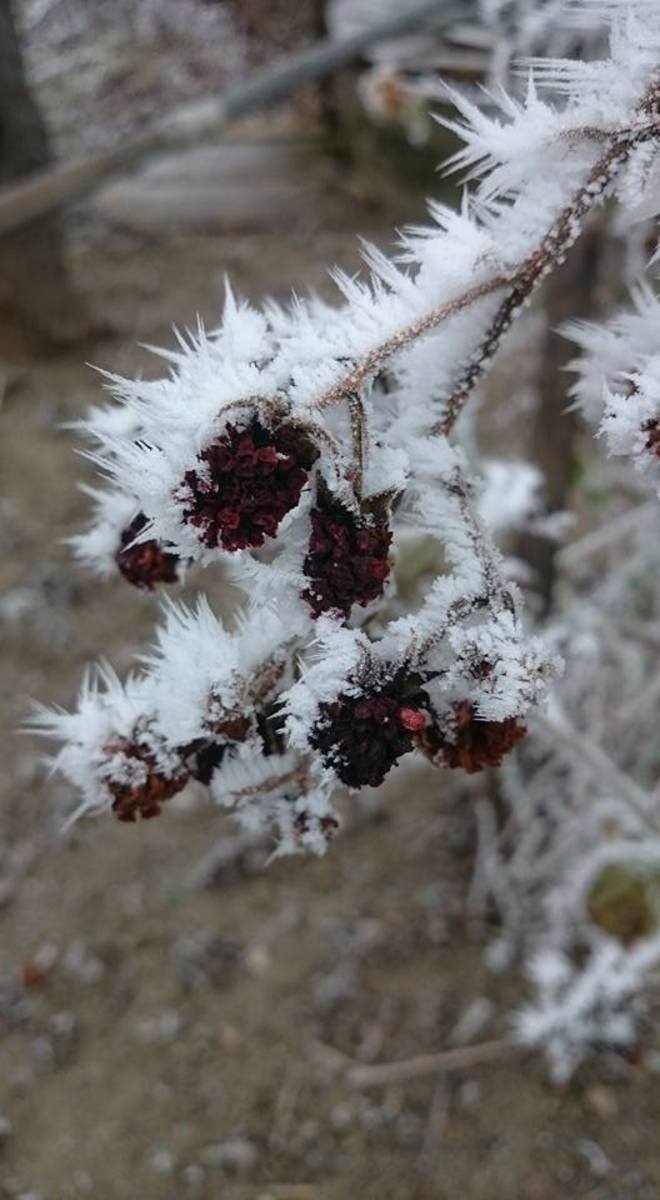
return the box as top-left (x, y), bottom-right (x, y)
top-left (558, 501), bottom-right (656, 569)
top-left (531, 706), bottom-right (659, 832)
top-left (416, 1081), bottom-right (450, 1179)
top-left (347, 390), bottom-right (368, 500)
top-left (433, 114), bottom-right (660, 436)
top-left (269, 1063), bottom-right (304, 1151)
top-left (314, 108), bottom-right (660, 430)
top-left (404, 467), bottom-right (512, 665)
top-left (346, 1039), bottom-right (510, 1087)
top-left (316, 276), bottom-right (511, 410)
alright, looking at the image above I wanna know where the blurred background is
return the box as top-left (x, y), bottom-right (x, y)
top-left (1, 2), bottom-right (659, 1198)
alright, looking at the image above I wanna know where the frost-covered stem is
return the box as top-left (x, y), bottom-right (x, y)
top-left (313, 106), bottom-right (660, 435)
top-left (434, 107), bottom-right (660, 436)
top-left (405, 468), bottom-right (510, 664)
top-left (232, 762), bottom-right (309, 802)
top-left (531, 706), bottom-right (659, 831)
top-left (468, 795), bottom-right (520, 931)
top-left (452, 471), bottom-right (512, 607)
top-left (558, 500), bottom-right (656, 568)
top-left (615, 618), bottom-right (660, 652)
top-left (347, 391), bottom-right (368, 499)
top-left (315, 276), bottom-right (511, 410)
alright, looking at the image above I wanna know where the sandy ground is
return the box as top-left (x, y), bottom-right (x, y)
top-left (2, 130), bottom-right (660, 1200)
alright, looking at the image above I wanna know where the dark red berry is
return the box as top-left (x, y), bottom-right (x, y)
top-left (311, 674), bottom-right (428, 788)
top-left (182, 739), bottom-right (227, 786)
top-left (116, 512), bottom-right (180, 591)
top-left (643, 418), bottom-right (660, 458)
top-left (302, 491), bottom-right (392, 619)
top-left (417, 702), bottom-right (526, 774)
top-left (103, 738), bottom-right (188, 822)
top-left (181, 418), bottom-right (318, 552)
top-left (398, 706), bottom-right (428, 733)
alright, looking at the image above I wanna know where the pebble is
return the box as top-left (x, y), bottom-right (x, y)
top-left (71, 1170), bottom-right (92, 1194)
top-left (331, 1102), bottom-right (356, 1131)
top-left (133, 1009), bottom-right (182, 1043)
top-left (200, 1137), bottom-right (258, 1172)
top-left (314, 964), bottom-right (356, 1010)
top-left (50, 1011), bottom-right (77, 1039)
top-left (181, 1164), bottom-right (205, 1189)
top-left (149, 1148), bottom-right (176, 1174)
top-left (173, 931), bottom-right (242, 990)
top-left (0, 1115), bottom-right (13, 1143)
top-left (576, 1137), bottom-right (611, 1178)
top-left (62, 940), bottom-right (104, 986)
top-left (585, 1085), bottom-right (619, 1120)
top-left (31, 1036), bottom-right (54, 1066)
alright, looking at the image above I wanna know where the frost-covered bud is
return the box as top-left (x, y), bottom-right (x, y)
top-left (184, 706), bottom-right (283, 786)
top-left (301, 488), bottom-right (392, 619)
top-left (418, 701), bottom-right (526, 774)
top-left (116, 512), bottom-right (180, 591)
top-left (311, 670), bottom-right (430, 789)
top-left (600, 371), bottom-right (660, 482)
top-left (101, 726), bottom-right (189, 822)
top-left (182, 702), bottom-right (288, 788)
top-left (293, 808), bottom-right (340, 850)
top-left (204, 708), bottom-right (253, 743)
top-left (180, 418), bottom-right (318, 552)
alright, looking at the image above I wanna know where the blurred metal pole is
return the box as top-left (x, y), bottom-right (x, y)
top-left (0, 0), bottom-right (473, 237)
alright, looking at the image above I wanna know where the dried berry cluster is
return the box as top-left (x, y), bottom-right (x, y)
top-left (102, 735), bottom-right (188, 823)
top-left (99, 403), bottom-right (537, 825)
top-left (311, 672), bottom-right (429, 789)
top-left (417, 702), bottom-right (527, 774)
top-left (180, 418), bottom-right (318, 552)
top-left (40, 362), bottom-right (550, 853)
top-left (105, 703), bottom-right (290, 823)
top-left (116, 512), bottom-right (180, 591)
top-left (310, 674), bottom-right (526, 790)
top-left (116, 420), bottom-right (394, 621)
top-left (302, 490), bottom-right (392, 618)
top-left (643, 418), bottom-right (660, 458)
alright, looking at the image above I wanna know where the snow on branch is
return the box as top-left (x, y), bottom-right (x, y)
top-left (568, 285), bottom-right (660, 494)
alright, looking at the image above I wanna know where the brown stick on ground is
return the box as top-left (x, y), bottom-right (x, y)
top-left (346, 1038), bottom-right (511, 1088)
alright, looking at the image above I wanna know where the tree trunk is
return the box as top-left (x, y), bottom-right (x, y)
top-left (0, 0), bottom-right (86, 349)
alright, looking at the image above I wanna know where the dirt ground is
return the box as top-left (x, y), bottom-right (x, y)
top-left (2, 127), bottom-right (660, 1200)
